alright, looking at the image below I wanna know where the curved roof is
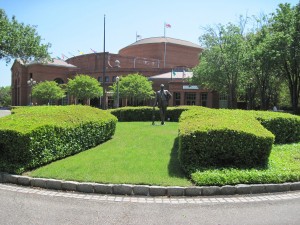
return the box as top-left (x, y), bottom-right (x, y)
top-left (126, 37), bottom-right (202, 49)
top-left (17, 58), bottom-right (76, 68)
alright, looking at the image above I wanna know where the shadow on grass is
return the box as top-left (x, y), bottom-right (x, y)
top-left (168, 137), bottom-right (187, 179)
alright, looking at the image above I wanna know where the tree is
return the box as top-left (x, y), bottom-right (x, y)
top-left (244, 16), bottom-right (282, 110)
top-left (32, 81), bottom-right (65, 105)
top-left (67, 74), bottom-right (103, 105)
top-left (0, 9), bottom-right (50, 64)
top-left (193, 22), bottom-right (247, 108)
top-left (0, 86), bottom-right (11, 107)
top-left (269, 3), bottom-right (300, 113)
top-left (110, 73), bottom-right (154, 106)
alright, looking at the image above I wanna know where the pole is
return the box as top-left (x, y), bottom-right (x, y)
top-left (116, 77), bottom-right (120, 108)
top-left (163, 23), bottom-right (166, 68)
top-left (164, 41), bottom-right (167, 68)
top-left (102, 14), bottom-right (107, 110)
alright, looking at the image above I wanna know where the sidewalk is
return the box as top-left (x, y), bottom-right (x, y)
top-left (0, 109), bottom-right (11, 118)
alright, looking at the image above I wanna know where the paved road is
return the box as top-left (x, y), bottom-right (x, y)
top-left (0, 109), bottom-right (11, 118)
top-left (0, 184), bottom-right (299, 225)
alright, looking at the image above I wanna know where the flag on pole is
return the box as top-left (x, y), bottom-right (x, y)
top-left (62, 54), bottom-right (68, 60)
top-left (164, 23), bottom-right (172, 37)
top-left (68, 52), bottom-right (75, 57)
top-left (90, 48), bottom-right (97, 53)
top-left (78, 50), bottom-right (84, 55)
top-left (136, 34), bottom-right (142, 41)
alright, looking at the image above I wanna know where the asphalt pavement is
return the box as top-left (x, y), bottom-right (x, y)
top-left (0, 183), bottom-right (300, 225)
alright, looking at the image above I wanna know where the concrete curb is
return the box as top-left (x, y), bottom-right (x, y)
top-left (1, 172), bottom-right (300, 197)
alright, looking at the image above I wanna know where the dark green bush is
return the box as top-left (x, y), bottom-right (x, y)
top-left (0, 105), bottom-right (117, 173)
top-left (252, 111), bottom-right (300, 144)
top-left (110, 106), bottom-right (193, 122)
top-left (178, 108), bottom-right (275, 173)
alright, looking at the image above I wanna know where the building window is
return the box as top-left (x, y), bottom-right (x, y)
top-left (54, 78), bottom-right (64, 84)
top-left (201, 93), bottom-right (208, 107)
top-left (112, 76), bottom-right (116, 82)
top-left (174, 92), bottom-right (181, 106)
top-left (98, 77), bottom-right (103, 82)
top-left (105, 76), bottom-right (109, 82)
top-left (186, 92), bottom-right (196, 105)
top-left (219, 93), bottom-right (228, 108)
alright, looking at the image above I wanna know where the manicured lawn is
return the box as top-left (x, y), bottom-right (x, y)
top-left (27, 122), bottom-right (192, 186)
top-left (26, 122), bottom-right (300, 187)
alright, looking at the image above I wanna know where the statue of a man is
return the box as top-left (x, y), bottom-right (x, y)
top-left (154, 84), bottom-right (172, 125)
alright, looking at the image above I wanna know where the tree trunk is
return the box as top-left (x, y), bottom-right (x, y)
top-left (227, 83), bottom-right (237, 109)
top-left (290, 84), bottom-right (299, 113)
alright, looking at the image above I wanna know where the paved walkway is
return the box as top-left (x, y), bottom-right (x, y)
top-left (0, 109), bottom-right (11, 118)
top-left (1, 183), bottom-right (300, 204)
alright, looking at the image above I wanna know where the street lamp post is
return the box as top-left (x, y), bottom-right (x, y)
top-left (116, 76), bottom-right (120, 108)
top-left (248, 78), bottom-right (253, 110)
top-left (27, 78), bottom-right (36, 106)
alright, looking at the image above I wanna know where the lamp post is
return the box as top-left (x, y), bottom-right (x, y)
top-left (116, 76), bottom-right (120, 108)
top-left (27, 78), bottom-right (36, 106)
top-left (248, 78), bottom-right (253, 110)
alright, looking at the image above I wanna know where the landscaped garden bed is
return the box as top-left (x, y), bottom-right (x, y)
top-left (1, 106), bottom-right (300, 187)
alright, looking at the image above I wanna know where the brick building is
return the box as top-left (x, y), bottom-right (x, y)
top-left (11, 37), bottom-right (219, 108)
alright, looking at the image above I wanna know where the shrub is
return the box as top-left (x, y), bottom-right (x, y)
top-left (178, 108), bottom-right (275, 173)
top-left (252, 111), bottom-right (300, 144)
top-left (0, 105), bottom-right (117, 173)
top-left (110, 106), bottom-right (193, 122)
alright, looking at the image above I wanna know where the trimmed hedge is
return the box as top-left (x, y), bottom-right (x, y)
top-left (251, 111), bottom-right (300, 144)
top-left (110, 106), bottom-right (193, 122)
top-left (178, 108), bottom-right (275, 173)
top-left (0, 105), bottom-right (117, 173)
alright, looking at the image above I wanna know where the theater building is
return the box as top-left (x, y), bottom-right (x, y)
top-left (11, 37), bottom-right (219, 108)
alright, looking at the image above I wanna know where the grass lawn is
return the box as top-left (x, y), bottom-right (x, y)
top-left (26, 122), bottom-right (300, 187)
top-left (27, 122), bottom-right (192, 186)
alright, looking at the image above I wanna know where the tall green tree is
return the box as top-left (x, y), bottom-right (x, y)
top-left (67, 74), bottom-right (103, 105)
top-left (32, 81), bottom-right (65, 105)
top-left (245, 16), bottom-right (281, 110)
top-left (0, 9), bottom-right (50, 64)
top-left (110, 73), bottom-right (154, 106)
top-left (0, 86), bottom-right (11, 107)
top-left (193, 22), bottom-right (247, 108)
top-left (269, 3), bottom-right (300, 112)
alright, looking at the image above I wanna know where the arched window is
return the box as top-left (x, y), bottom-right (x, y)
top-left (54, 78), bottom-right (64, 84)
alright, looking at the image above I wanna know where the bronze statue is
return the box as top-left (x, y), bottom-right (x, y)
top-left (153, 84), bottom-right (172, 125)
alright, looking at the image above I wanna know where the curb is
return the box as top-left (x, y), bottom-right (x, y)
top-left (1, 172), bottom-right (300, 197)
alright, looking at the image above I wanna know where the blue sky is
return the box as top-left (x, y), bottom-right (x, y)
top-left (0, 0), bottom-right (299, 86)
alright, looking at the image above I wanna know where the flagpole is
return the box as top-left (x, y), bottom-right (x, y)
top-left (102, 14), bottom-right (106, 110)
top-left (164, 22), bottom-right (166, 68)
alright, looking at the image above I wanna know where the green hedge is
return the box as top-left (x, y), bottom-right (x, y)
top-left (251, 111), bottom-right (300, 144)
top-left (110, 106), bottom-right (193, 122)
top-left (0, 105), bottom-right (117, 173)
top-left (178, 108), bottom-right (275, 173)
